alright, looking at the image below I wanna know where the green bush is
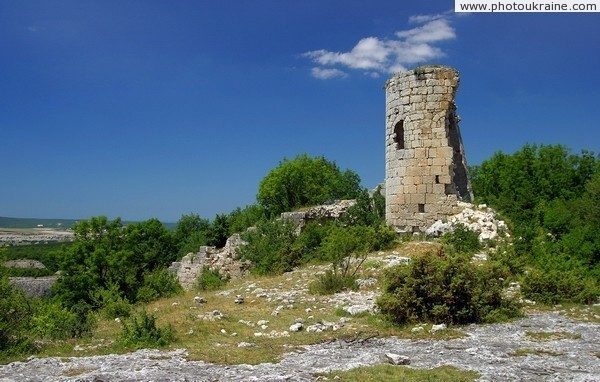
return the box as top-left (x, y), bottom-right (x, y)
top-left (521, 268), bottom-right (599, 305)
top-left (0, 277), bottom-right (34, 355)
top-left (377, 253), bottom-right (520, 325)
top-left (195, 266), bottom-right (229, 291)
top-left (239, 218), bottom-right (299, 275)
top-left (139, 267), bottom-right (183, 302)
top-left (118, 310), bottom-right (175, 349)
top-left (441, 224), bottom-right (481, 254)
top-left (30, 300), bottom-right (84, 340)
top-left (92, 284), bottom-right (133, 319)
top-left (309, 269), bottom-right (358, 295)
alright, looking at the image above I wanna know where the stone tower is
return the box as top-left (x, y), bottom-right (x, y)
top-left (385, 66), bottom-right (473, 233)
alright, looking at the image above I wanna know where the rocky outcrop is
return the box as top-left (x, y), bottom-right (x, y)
top-left (8, 276), bottom-right (58, 297)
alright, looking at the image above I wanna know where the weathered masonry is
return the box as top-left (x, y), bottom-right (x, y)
top-left (385, 66), bottom-right (473, 232)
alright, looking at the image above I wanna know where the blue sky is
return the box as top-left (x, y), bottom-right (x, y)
top-left (1, 1), bottom-right (599, 222)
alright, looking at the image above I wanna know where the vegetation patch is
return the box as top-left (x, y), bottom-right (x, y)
top-left (525, 331), bottom-right (581, 342)
top-left (509, 348), bottom-right (565, 357)
top-left (118, 310), bottom-right (176, 350)
top-left (315, 364), bottom-right (479, 382)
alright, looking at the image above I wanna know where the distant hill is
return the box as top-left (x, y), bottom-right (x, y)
top-left (0, 216), bottom-right (177, 231)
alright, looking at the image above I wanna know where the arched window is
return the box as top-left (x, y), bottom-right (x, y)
top-left (394, 120), bottom-right (405, 149)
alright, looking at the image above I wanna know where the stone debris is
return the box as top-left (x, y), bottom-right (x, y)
top-left (234, 295), bottom-right (245, 304)
top-left (426, 202), bottom-right (508, 242)
top-left (198, 310), bottom-right (224, 321)
top-left (254, 330), bottom-right (290, 338)
top-left (355, 278), bottom-right (378, 289)
top-left (306, 320), bottom-right (344, 333)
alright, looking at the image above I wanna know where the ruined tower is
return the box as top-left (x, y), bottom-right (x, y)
top-left (385, 66), bottom-right (473, 233)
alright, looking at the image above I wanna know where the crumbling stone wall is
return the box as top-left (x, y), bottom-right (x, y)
top-left (385, 66), bottom-right (473, 233)
top-left (169, 234), bottom-right (250, 290)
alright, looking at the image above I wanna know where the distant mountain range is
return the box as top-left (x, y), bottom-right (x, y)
top-left (0, 216), bottom-right (176, 230)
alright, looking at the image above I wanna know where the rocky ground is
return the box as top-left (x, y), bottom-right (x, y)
top-left (0, 310), bottom-right (598, 381)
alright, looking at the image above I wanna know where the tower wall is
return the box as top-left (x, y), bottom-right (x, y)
top-left (385, 66), bottom-right (473, 232)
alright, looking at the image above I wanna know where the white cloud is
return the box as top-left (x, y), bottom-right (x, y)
top-left (396, 19), bottom-right (455, 43)
top-left (310, 67), bottom-right (347, 79)
top-left (304, 13), bottom-right (456, 79)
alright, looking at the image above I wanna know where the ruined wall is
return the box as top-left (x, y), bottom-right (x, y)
top-left (169, 234), bottom-right (250, 290)
top-left (169, 200), bottom-right (358, 290)
top-left (385, 66), bottom-right (473, 232)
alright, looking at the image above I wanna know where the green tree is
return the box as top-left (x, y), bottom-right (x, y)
top-left (53, 216), bottom-right (178, 309)
top-left (257, 154), bottom-right (362, 217)
top-left (227, 204), bottom-right (266, 236)
top-left (173, 214), bottom-right (211, 257)
top-left (207, 214), bottom-right (230, 248)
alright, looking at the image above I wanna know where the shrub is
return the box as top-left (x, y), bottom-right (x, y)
top-left (138, 267), bottom-right (183, 302)
top-left (195, 266), bottom-right (229, 291)
top-left (377, 253), bottom-right (520, 325)
top-left (309, 269), bottom-right (358, 295)
top-left (521, 268), bottom-right (599, 305)
top-left (118, 310), bottom-right (175, 349)
top-left (0, 277), bottom-right (34, 355)
top-left (30, 300), bottom-right (84, 340)
top-left (239, 218), bottom-right (299, 275)
top-left (441, 223), bottom-right (481, 254)
top-left (92, 284), bottom-right (133, 319)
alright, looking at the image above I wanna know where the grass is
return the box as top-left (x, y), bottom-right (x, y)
top-left (525, 331), bottom-right (581, 342)
top-left (315, 364), bottom-right (479, 381)
top-left (509, 348), bottom-right (565, 357)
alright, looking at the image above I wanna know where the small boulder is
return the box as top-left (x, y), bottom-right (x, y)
top-left (289, 323), bottom-right (303, 332)
top-left (384, 353), bottom-right (411, 365)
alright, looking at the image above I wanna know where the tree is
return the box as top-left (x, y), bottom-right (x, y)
top-left (53, 216), bottom-right (178, 309)
top-left (257, 154), bottom-right (362, 218)
top-left (173, 214), bottom-right (211, 257)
